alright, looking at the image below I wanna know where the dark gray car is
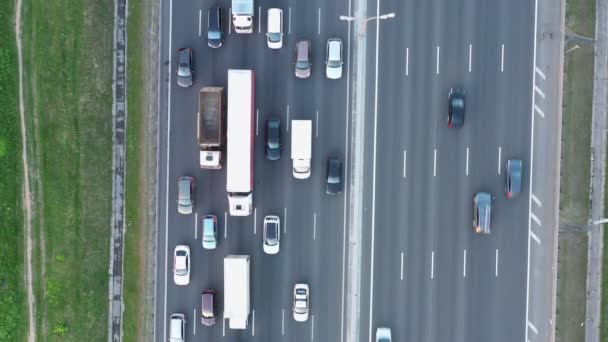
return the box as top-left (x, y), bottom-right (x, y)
top-left (506, 159), bottom-right (523, 198)
top-left (207, 7), bottom-right (223, 48)
top-left (448, 88), bottom-right (465, 128)
top-left (326, 156), bottom-right (342, 195)
top-left (473, 192), bottom-right (492, 234)
top-left (177, 48), bottom-right (193, 87)
top-left (266, 118), bottom-right (281, 160)
top-left (294, 40), bottom-right (311, 78)
top-left (201, 290), bottom-right (216, 326)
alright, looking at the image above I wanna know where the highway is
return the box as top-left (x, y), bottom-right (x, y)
top-left (155, 0), bottom-right (353, 341)
top-left (357, 0), bottom-right (536, 341)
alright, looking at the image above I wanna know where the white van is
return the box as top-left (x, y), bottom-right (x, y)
top-left (266, 8), bottom-right (283, 49)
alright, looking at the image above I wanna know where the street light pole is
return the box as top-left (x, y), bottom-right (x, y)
top-left (339, 13), bottom-right (396, 37)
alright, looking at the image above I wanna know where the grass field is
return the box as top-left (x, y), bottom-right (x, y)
top-left (0, 0), bottom-right (26, 341)
top-left (20, 0), bottom-right (114, 340)
top-left (123, 0), bottom-right (147, 340)
top-left (566, 0), bottom-right (596, 37)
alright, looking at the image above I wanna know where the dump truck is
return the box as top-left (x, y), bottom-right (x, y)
top-left (197, 87), bottom-right (224, 169)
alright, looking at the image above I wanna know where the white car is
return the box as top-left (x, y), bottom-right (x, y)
top-left (169, 313), bottom-right (185, 342)
top-left (292, 283), bottom-right (310, 322)
top-left (173, 245), bottom-right (190, 286)
top-left (263, 215), bottom-right (280, 254)
top-left (325, 38), bottom-right (343, 79)
top-left (375, 327), bottom-right (392, 342)
top-left (266, 8), bottom-right (283, 49)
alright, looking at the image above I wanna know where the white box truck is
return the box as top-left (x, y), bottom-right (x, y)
top-left (231, 0), bottom-right (254, 33)
top-left (291, 120), bottom-right (312, 179)
top-left (224, 255), bottom-right (250, 330)
top-left (226, 70), bottom-right (254, 216)
top-left (197, 87), bottom-right (224, 169)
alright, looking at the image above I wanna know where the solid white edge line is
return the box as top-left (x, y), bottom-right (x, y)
top-left (463, 249), bottom-right (467, 277)
top-left (466, 147), bottom-right (470, 176)
top-left (194, 213), bottom-right (198, 239)
top-left (254, 207), bottom-right (257, 235)
top-left (367, 0), bottom-right (382, 340)
top-left (436, 45), bottom-right (440, 74)
top-left (162, 1), bottom-right (174, 340)
top-left (199, 10), bottom-right (202, 37)
top-left (405, 47), bottom-right (409, 76)
top-left (431, 251), bottom-right (435, 279)
top-left (224, 211), bottom-right (227, 238)
top-left (498, 146), bottom-right (502, 175)
top-left (282, 309), bottom-right (285, 335)
top-left (531, 193), bottom-right (542, 207)
top-left (340, 2), bottom-right (352, 340)
top-left (252, 309), bottom-right (255, 336)
top-left (400, 252), bottom-right (404, 280)
top-left (501, 44), bottom-right (505, 72)
top-left (433, 148), bottom-right (437, 177)
top-left (468, 44), bottom-right (472, 72)
top-left (495, 249), bottom-right (499, 277)
top-left (193, 309), bottom-right (196, 335)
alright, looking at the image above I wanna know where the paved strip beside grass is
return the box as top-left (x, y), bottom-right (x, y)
top-left (602, 147), bottom-right (608, 341)
top-left (20, 0), bottom-right (114, 340)
top-left (0, 0), bottom-right (26, 340)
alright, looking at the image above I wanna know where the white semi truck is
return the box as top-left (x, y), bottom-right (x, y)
top-left (226, 69), bottom-right (254, 216)
top-left (224, 255), bottom-right (250, 330)
top-left (291, 120), bottom-right (312, 179)
top-left (231, 0), bottom-right (254, 33)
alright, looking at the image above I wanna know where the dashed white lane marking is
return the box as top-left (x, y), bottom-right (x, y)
top-left (468, 44), bottom-right (472, 72)
top-left (463, 249), bottom-right (467, 277)
top-left (258, 6), bottom-right (261, 34)
top-left (403, 150), bottom-right (407, 179)
top-left (254, 207), bottom-right (257, 235)
top-left (316, 110), bottom-right (319, 138)
top-left (436, 46), bottom-right (440, 74)
top-left (194, 213), bottom-right (198, 239)
top-left (223, 315), bottom-right (226, 336)
top-left (199, 10), bottom-right (202, 37)
top-left (256, 108), bottom-right (259, 136)
top-left (466, 147), bottom-right (470, 176)
top-left (286, 105), bottom-right (290, 131)
top-left (534, 85), bottom-right (545, 99)
top-left (405, 47), bottom-right (409, 76)
top-left (228, 8), bottom-right (232, 34)
top-left (400, 251), bottom-right (404, 280)
top-left (193, 309), bottom-right (196, 335)
top-left (224, 211), bottom-right (228, 238)
top-left (535, 66), bottom-right (546, 80)
top-left (501, 44), bottom-right (505, 72)
top-left (433, 149), bottom-right (437, 177)
top-left (530, 230), bottom-right (541, 245)
top-left (530, 212), bottom-right (541, 226)
top-left (528, 321), bottom-right (538, 334)
top-left (498, 146), bottom-right (502, 175)
top-left (288, 8), bottom-right (292, 35)
top-left (282, 309), bottom-right (285, 335)
top-left (318, 8), bottom-right (321, 35)
top-left (311, 314), bottom-right (315, 340)
top-left (252, 309), bottom-right (255, 336)
top-left (431, 251), bottom-right (435, 279)
top-left (313, 212), bottom-right (317, 240)
top-left (495, 249), bottom-right (499, 277)
top-left (284, 207), bottom-right (287, 234)
top-left (534, 104), bottom-right (545, 118)
top-left (531, 193), bottom-right (542, 207)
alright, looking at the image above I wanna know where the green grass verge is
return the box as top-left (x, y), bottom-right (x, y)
top-left (602, 143), bottom-right (608, 341)
top-left (559, 42), bottom-right (594, 226)
top-left (123, 0), bottom-right (146, 341)
top-left (0, 0), bottom-right (26, 341)
top-left (566, 0), bottom-right (596, 38)
top-left (556, 232), bottom-right (588, 342)
top-left (21, 0), bottom-right (114, 340)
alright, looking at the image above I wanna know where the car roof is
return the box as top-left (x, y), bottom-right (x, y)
top-left (328, 39), bottom-right (341, 60)
top-left (201, 292), bottom-right (214, 312)
top-left (475, 192), bottom-right (492, 231)
top-left (178, 49), bottom-right (190, 63)
top-left (297, 40), bottom-right (310, 59)
top-left (267, 8), bottom-right (282, 32)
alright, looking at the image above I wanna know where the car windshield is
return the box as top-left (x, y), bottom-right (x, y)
top-left (268, 32), bottom-right (281, 42)
top-left (266, 223), bottom-right (278, 244)
top-left (296, 60), bottom-right (309, 70)
top-left (452, 97), bottom-right (464, 108)
top-left (208, 31), bottom-right (220, 40)
top-left (327, 59), bottom-right (341, 68)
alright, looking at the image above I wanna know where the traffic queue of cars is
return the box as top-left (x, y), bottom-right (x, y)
top-left (167, 6), bottom-right (337, 341)
top-left (447, 88), bottom-right (524, 234)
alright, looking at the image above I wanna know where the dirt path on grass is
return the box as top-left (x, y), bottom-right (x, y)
top-left (15, 0), bottom-right (36, 340)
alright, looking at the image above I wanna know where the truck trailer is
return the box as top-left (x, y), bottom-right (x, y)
top-left (223, 255), bottom-right (250, 330)
top-left (291, 120), bottom-right (312, 179)
top-left (197, 87), bottom-right (224, 169)
top-left (226, 70), bottom-right (254, 216)
top-left (231, 0), bottom-right (254, 33)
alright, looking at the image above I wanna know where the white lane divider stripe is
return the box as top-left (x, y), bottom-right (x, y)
top-left (530, 212), bottom-right (541, 226)
top-left (498, 146), bottom-right (502, 175)
top-left (463, 249), bottom-right (467, 277)
top-left (534, 85), bottom-right (545, 99)
top-left (495, 249), bottom-right (499, 277)
top-left (405, 47), bottom-right (409, 76)
top-left (531, 194), bottom-right (542, 207)
top-left (466, 147), bottom-right (470, 176)
top-left (253, 207), bottom-right (257, 235)
top-left (530, 230), bottom-right (541, 245)
top-left (400, 251), bottom-right (404, 280)
top-left (528, 321), bottom-right (538, 334)
top-left (436, 46), bottom-right (440, 74)
top-left (431, 251), bottom-right (435, 279)
top-left (194, 212), bottom-right (198, 239)
top-left (535, 66), bottom-right (546, 80)
top-left (534, 104), bottom-right (545, 118)
top-left (501, 44), bottom-right (505, 72)
top-left (224, 211), bottom-right (228, 238)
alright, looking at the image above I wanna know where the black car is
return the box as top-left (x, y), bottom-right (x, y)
top-left (448, 88), bottom-right (465, 128)
top-left (177, 48), bottom-right (193, 87)
top-left (506, 159), bottom-right (523, 198)
top-left (326, 156), bottom-right (342, 195)
top-left (266, 118), bottom-right (281, 160)
top-left (207, 7), bottom-right (223, 48)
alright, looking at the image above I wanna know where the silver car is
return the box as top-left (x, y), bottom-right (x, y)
top-left (263, 215), bottom-right (280, 254)
top-left (375, 327), bottom-right (392, 342)
top-left (294, 40), bottom-right (311, 78)
top-left (177, 176), bottom-right (194, 214)
top-left (293, 283), bottom-right (310, 321)
top-left (325, 38), bottom-right (343, 79)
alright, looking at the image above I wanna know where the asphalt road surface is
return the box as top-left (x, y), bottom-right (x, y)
top-left (357, 0), bottom-right (535, 341)
top-left (156, 0), bottom-right (353, 341)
